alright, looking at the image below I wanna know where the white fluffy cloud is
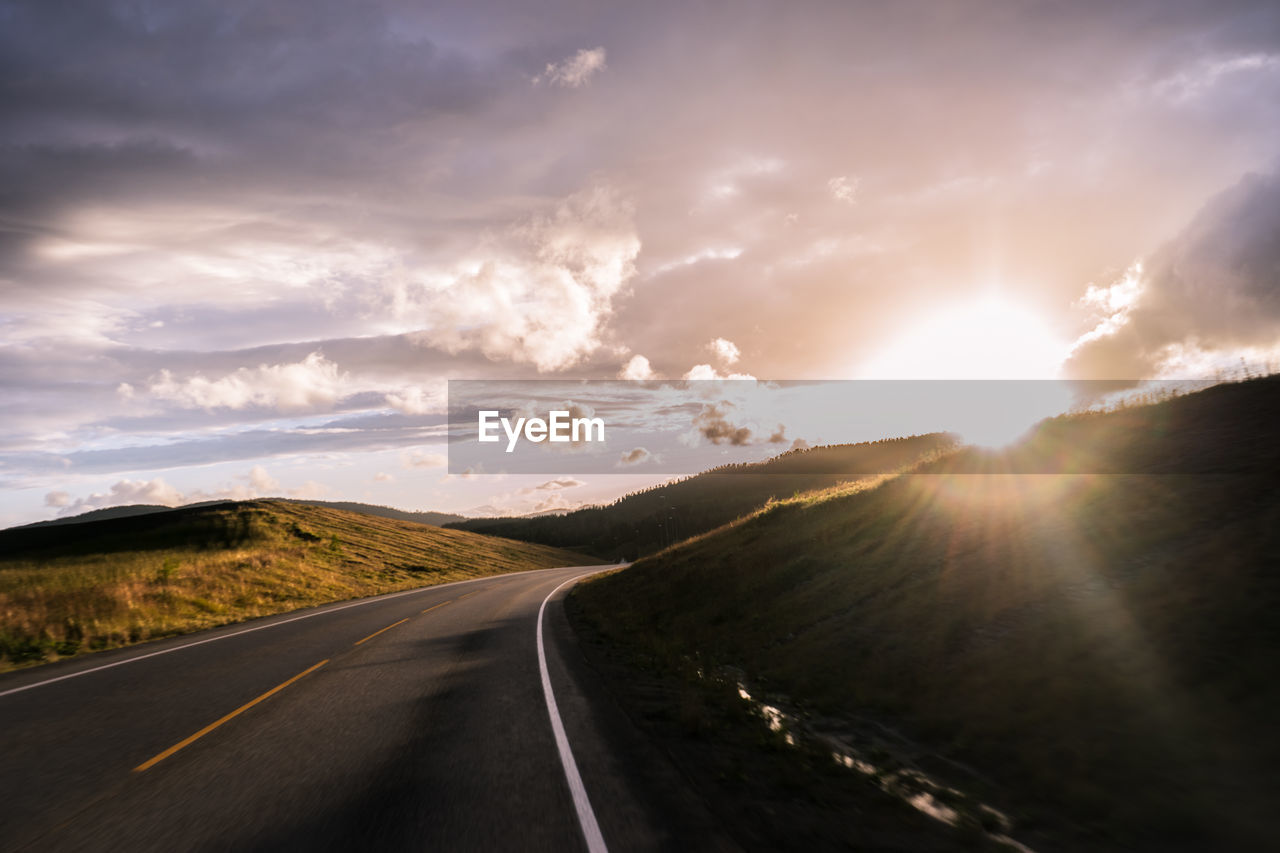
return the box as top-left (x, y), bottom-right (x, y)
top-left (56, 477), bottom-right (187, 514)
top-left (619, 354), bottom-right (655, 380)
top-left (389, 186), bottom-right (640, 372)
top-left (535, 47), bottom-right (607, 88)
top-left (708, 337), bottom-right (741, 365)
top-left (246, 465), bottom-right (279, 493)
top-left (148, 352), bottom-right (347, 412)
top-left (683, 337), bottom-right (753, 379)
top-left (683, 363), bottom-right (756, 381)
top-left (50, 465), bottom-right (317, 517)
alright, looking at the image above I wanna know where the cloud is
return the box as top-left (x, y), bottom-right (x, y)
top-left (684, 364), bottom-right (720, 381)
top-left (533, 477), bottom-right (586, 491)
top-left (44, 490), bottom-right (71, 508)
top-left (288, 480), bottom-right (330, 500)
top-left (827, 175), bottom-right (859, 204)
top-left (148, 352), bottom-right (347, 412)
top-left (401, 449), bottom-right (448, 469)
top-left (708, 337), bottom-right (741, 365)
top-left (692, 402), bottom-right (753, 446)
top-left (246, 465), bottom-right (279, 493)
top-left (683, 337), bottom-right (754, 380)
top-left (50, 465), bottom-right (320, 516)
top-left (394, 185), bottom-right (640, 372)
top-left (385, 385), bottom-right (443, 415)
top-left (56, 477), bottom-right (187, 515)
top-left (471, 476), bottom-right (587, 516)
top-left (1149, 52), bottom-right (1280, 104)
top-left (1065, 171), bottom-right (1280, 378)
top-left (533, 493), bottom-right (578, 513)
top-left (557, 401), bottom-right (602, 447)
top-left (617, 447), bottom-right (652, 466)
top-left (373, 471), bottom-right (394, 482)
top-left (619, 354), bottom-right (655, 380)
top-left (683, 363), bottom-right (756, 381)
top-left (535, 47), bottom-right (607, 88)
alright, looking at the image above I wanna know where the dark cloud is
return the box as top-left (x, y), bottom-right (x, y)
top-left (618, 446), bottom-right (651, 466)
top-left (693, 403), bottom-right (752, 446)
top-left (1066, 170), bottom-right (1280, 378)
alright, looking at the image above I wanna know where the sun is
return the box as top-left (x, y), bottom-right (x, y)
top-left (860, 295), bottom-right (1066, 380)
top-left (857, 295), bottom-right (1071, 447)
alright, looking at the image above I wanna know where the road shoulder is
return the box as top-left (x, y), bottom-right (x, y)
top-left (541, 575), bottom-right (741, 852)
top-left (561, 584), bottom-right (986, 852)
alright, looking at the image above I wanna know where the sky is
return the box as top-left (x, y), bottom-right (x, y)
top-left (2, 0), bottom-right (1280, 526)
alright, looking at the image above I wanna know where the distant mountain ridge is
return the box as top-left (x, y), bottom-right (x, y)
top-left (280, 500), bottom-right (465, 528)
top-left (11, 499), bottom-right (464, 532)
top-left (14, 504), bottom-right (177, 529)
top-left (449, 433), bottom-right (958, 559)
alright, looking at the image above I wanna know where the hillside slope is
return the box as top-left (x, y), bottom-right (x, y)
top-left (13, 499), bottom-right (465, 531)
top-left (574, 377), bottom-right (1280, 851)
top-left (0, 500), bottom-right (587, 670)
top-left (13, 504), bottom-right (174, 528)
top-left (450, 433), bottom-right (957, 558)
top-left (287, 500), bottom-right (465, 527)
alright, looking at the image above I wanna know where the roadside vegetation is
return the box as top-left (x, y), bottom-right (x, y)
top-left (573, 376), bottom-right (1280, 851)
top-left (0, 499), bottom-right (587, 671)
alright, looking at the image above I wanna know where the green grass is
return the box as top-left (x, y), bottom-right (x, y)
top-left (574, 377), bottom-right (1280, 851)
top-left (0, 499), bottom-right (589, 671)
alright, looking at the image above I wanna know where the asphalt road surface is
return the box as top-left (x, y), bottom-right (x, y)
top-left (0, 565), bottom-right (735, 852)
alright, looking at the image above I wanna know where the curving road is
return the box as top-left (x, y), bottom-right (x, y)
top-left (0, 565), bottom-right (735, 852)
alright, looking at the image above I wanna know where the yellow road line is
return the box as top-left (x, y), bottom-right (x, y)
top-left (134, 659), bottom-right (329, 772)
top-left (421, 601), bottom-right (451, 614)
top-left (353, 617), bottom-right (410, 646)
top-left (457, 590), bottom-right (479, 601)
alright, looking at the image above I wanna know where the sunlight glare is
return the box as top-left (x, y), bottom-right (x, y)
top-left (859, 296), bottom-right (1071, 447)
top-left (860, 296), bottom-right (1066, 381)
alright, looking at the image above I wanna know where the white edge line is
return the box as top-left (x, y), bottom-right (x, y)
top-left (537, 569), bottom-right (612, 853)
top-left (0, 564), bottom-right (591, 700)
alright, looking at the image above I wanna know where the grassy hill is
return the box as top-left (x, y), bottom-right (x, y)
top-left (13, 499), bottom-right (465, 531)
top-left (449, 433), bottom-right (958, 559)
top-left (0, 499), bottom-right (587, 671)
top-left (13, 503), bottom-right (175, 528)
top-left (285, 500), bottom-right (464, 527)
top-left (573, 377), bottom-right (1280, 850)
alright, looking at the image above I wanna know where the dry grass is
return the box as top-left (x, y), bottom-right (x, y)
top-left (0, 500), bottom-right (588, 670)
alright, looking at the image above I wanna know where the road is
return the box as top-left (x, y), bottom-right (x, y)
top-left (0, 565), bottom-right (735, 852)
